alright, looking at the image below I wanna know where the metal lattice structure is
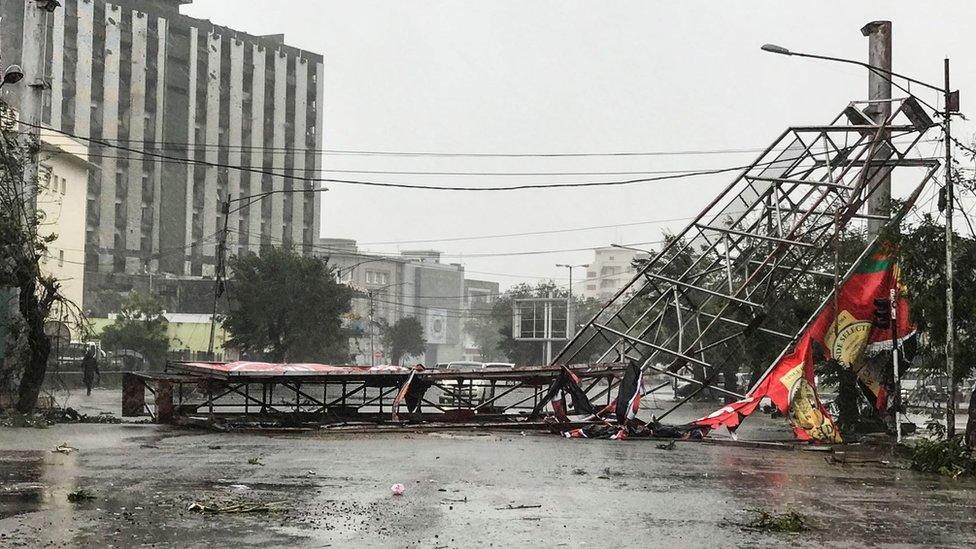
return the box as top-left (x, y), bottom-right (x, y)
top-left (553, 98), bottom-right (941, 415)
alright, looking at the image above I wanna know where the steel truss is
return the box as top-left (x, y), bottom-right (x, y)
top-left (122, 363), bottom-right (624, 427)
top-left (553, 98), bottom-right (940, 416)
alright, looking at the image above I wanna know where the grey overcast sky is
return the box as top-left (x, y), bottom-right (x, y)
top-left (184, 0), bottom-right (974, 289)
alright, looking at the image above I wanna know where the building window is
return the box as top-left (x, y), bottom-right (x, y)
top-left (469, 291), bottom-right (490, 305)
top-left (365, 270), bottom-right (389, 286)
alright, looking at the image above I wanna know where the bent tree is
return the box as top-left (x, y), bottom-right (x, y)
top-left (0, 102), bottom-right (72, 412)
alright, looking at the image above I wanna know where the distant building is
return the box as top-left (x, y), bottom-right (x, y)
top-left (90, 312), bottom-right (233, 362)
top-left (37, 128), bottom-right (91, 309)
top-left (460, 278), bottom-right (500, 361)
top-left (581, 246), bottom-right (650, 302)
top-left (1, 0), bottom-right (325, 307)
top-left (317, 239), bottom-right (484, 365)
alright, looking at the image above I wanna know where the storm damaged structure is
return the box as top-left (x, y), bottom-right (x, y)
top-left (124, 98), bottom-right (940, 435)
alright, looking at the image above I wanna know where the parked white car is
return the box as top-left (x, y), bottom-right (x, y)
top-left (433, 361), bottom-right (500, 406)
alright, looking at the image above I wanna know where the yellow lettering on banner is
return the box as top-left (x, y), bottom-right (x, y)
top-left (779, 363), bottom-right (804, 393)
top-left (824, 310), bottom-right (872, 365)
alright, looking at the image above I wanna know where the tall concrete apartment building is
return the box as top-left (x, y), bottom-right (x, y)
top-left (1, 0), bottom-right (324, 305)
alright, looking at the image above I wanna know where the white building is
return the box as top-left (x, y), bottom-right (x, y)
top-left (580, 246), bottom-right (650, 302)
top-left (37, 128), bottom-right (91, 309)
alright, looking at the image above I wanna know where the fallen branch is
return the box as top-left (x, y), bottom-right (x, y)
top-left (187, 500), bottom-right (286, 514)
top-left (496, 504), bottom-right (542, 510)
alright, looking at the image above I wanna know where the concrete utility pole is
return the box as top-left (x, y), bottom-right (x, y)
top-left (20, 0), bottom-right (57, 220)
top-left (943, 58), bottom-right (956, 438)
top-left (861, 21), bottom-right (892, 238)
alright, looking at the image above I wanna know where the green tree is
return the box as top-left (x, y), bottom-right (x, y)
top-left (896, 213), bottom-right (976, 445)
top-left (465, 315), bottom-right (502, 361)
top-left (379, 317), bottom-right (426, 365)
top-left (223, 248), bottom-right (353, 362)
top-left (99, 292), bottom-right (170, 368)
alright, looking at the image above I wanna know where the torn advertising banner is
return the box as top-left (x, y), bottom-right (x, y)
top-left (694, 244), bottom-right (915, 443)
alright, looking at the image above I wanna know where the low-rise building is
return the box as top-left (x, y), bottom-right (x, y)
top-left (317, 239), bottom-right (487, 365)
top-left (37, 129), bottom-right (90, 310)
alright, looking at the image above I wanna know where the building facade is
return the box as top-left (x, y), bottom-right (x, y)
top-left (580, 246), bottom-right (650, 302)
top-left (1, 0), bottom-right (324, 298)
top-left (37, 128), bottom-right (91, 309)
top-left (460, 278), bottom-right (500, 361)
top-left (316, 239), bottom-right (487, 366)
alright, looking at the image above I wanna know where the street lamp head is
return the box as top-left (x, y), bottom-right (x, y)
top-left (760, 43), bottom-right (792, 56)
top-left (2, 65), bottom-right (24, 85)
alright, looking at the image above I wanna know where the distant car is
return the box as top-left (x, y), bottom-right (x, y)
top-left (49, 341), bottom-right (106, 371)
top-left (484, 362), bottom-right (516, 369)
top-left (433, 361), bottom-right (495, 405)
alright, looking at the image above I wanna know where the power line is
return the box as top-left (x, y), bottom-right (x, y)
top-left (28, 132), bottom-right (777, 157)
top-left (359, 214), bottom-right (710, 245)
top-left (25, 121), bottom-right (814, 193)
top-left (33, 122), bottom-right (934, 193)
top-left (47, 151), bottom-right (718, 177)
top-left (227, 226), bottom-right (659, 260)
top-left (318, 147), bottom-right (769, 158)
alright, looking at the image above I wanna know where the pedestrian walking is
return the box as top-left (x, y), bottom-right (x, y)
top-left (82, 345), bottom-right (100, 396)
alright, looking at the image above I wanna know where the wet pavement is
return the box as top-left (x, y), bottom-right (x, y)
top-left (1, 389), bottom-right (975, 548)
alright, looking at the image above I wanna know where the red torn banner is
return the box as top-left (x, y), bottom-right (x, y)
top-left (694, 244), bottom-right (915, 443)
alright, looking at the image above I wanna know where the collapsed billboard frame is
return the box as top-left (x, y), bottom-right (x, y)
top-left (551, 97), bottom-right (940, 422)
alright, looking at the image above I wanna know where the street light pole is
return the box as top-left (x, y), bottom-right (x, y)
top-left (368, 289), bottom-right (375, 367)
top-left (364, 280), bottom-right (409, 367)
top-left (761, 42), bottom-right (959, 436)
top-left (556, 263), bottom-right (588, 338)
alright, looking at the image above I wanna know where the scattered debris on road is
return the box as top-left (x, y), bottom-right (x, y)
top-left (67, 489), bottom-right (97, 502)
top-left (187, 500), bottom-right (284, 514)
top-left (53, 442), bottom-right (78, 455)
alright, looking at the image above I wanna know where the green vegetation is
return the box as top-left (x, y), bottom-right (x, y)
top-left (379, 316), bottom-right (426, 366)
top-left (910, 436), bottom-right (976, 478)
top-left (99, 292), bottom-right (170, 368)
top-left (223, 248), bottom-right (353, 363)
top-left (745, 508), bottom-right (809, 533)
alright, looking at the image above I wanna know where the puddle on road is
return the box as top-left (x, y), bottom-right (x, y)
top-left (0, 450), bottom-right (83, 521)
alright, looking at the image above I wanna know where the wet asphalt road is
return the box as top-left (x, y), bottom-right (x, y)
top-left (1, 389), bottom-right (975, 548)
